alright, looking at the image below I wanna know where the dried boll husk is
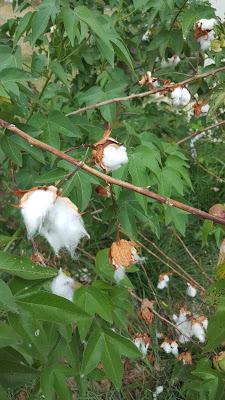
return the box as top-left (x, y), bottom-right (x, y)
top-left (178, 351), bottom-right (192, 365)
top-left (17, 186), bottom-right (58, 238)
top-left (95, 185), bottom-right (111, 198)
top-left (109, 239), bottom-right (139, 269)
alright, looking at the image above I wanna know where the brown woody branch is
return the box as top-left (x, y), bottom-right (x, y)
top-left (177, 119), bottom-right (225, 145)
top-left (1, 118), bottom-right (225, 226)
top-left (66, 66), bottom-right (225, 116)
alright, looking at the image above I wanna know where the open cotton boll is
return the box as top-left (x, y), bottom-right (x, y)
top-left (102, 144), bottom-right (128, 172)
top-left (134, 337), bottom-right (149, 357)
top-left (201, 103), bottom-right (210, 114)
top-left (202, 318), bottom-right (208, 330)
top-left (204, 57), bottom-right (215, 67)
top-left (199, 37), bottom-right (211, 50)
top-left (186, 283), bottom-right (197, 298)
top-left (40, 197), bottom-right (89, 258)
top-left (157, 273), bottom-right (170, 290)
top-left (191, 322), bottom-right (205, 343)
top-left (171, 341), bottom-right (179, 357)
top-left (174, 309), bottom-right (192, 343)
top-left (196, 18), bottom-right (217, 31)
top-left (168, 55), bottom-right (180, 66)
top-left (160, 341), bottom-right (172, 354)
top-left (114, 266), bottom-right (126, 284)
top-left (20, 186), bottom-right (57, 238)
top-left (153, 386), bottom-right (164, 399)
top-left (50, 269), bottom-right (75, 301)
top-left (180, 88), bottom-right (191, 106)
top-left (171, 87), bottom-right (190, 107)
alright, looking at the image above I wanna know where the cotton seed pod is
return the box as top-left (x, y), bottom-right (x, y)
top-left (178, 351), bottom-right (192, 365)
top-left (92, 127), bottom-right (128, 172)
top-left (213, 352), bottom-right (225, 372)
top-left (109, 239), bottom-right (139, 269)
top-left (209, 204), bottom-right (225, 219)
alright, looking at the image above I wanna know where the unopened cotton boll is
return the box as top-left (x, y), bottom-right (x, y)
top-left (20, 187), bottom-right (57, 238)
top-left (186, 283), bottom-right (197, 298)
top-left (114, 266), bottom-right (126, 284)
top-left (102, 144), bottom-right (128, 172)
top-left (40, 197), bottom-right (89, 258)
top-left (50, 269), bottom-right (75, 301)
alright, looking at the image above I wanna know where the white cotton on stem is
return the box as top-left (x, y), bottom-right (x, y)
top-left (186, 283), bottom-right (197, 298)
top-left (134, 338), bottom-right (149, 357)
top-left (114, 266), bottom-right (126, 284)
top-left (191, 322), bottom-right (205, 343)
top-left (102, 143), bottom-right (128, 172)
top-left (40, 197), bottom-right (89, 258)
top-left (50, 268), bottom-right (75, 301)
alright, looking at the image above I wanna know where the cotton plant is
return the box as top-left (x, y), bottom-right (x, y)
top-left (17, 186), bottom-right (89, 258)
top-left (173, 308), bottom-right (208, 343)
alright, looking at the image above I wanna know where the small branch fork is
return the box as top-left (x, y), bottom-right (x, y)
top-left (1, 118), bottom-right (225, 227)
top-left (66, 65), bottom-right (225, 116)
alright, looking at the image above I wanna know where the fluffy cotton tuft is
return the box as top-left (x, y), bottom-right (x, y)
top-left (191, 322), bottom-right (205, 343)
top-left (171, 341), bottom-right (179, 357)
top-left (114, 266), bottom-right (126, 284)
top-left (134, 337), bottom-right (149, 357)
top-left (161, 341), bottom-right (172, 354)
top-left (198, 30), bottom-right (215, 50)
top-left (204, 57), bottom-right (215, 67)
top-left (153, 386), bottom-right (164, 399)
top-left (102, 143), bottom-right (128, 172)
top-left (186, 283), bottom-right (197, 298)
top-left (196, 18), bottom-right (217, 31)
top-left (201, 103), bottom-right (210, 114)
top-left (40, 197), bottom-right (89, 258)
top-left (157, 274), bottom-right (170, 290)
top-left (50, 268), bottom-right (75, 301)
top-left (171, 87), bottom-right (191, 107)
top-left (173, 310), bottom-right (192, 343)
top-left (168, 55), bottom-right (181, 66)
top-left (20, 187), bottom-right (57, 238)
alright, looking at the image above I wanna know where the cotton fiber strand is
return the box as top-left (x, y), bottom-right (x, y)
top-left (51, 269), bottom-right (75, 301)
top-left (21, 187), bottom-right (57, 238)
top-left (114, 266), bottom-right (126, 283)
top-left (40, 197), bottom-right (89, 258)
top-left (102, 144), bottom-right (128, 172)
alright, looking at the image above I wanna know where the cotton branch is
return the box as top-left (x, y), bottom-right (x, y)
top-left (177, 119), bottom-right (225, 145)
top-left (66, 66), bottom-right (225, 116)
top-left (1, 118), bottom-right (225, 227)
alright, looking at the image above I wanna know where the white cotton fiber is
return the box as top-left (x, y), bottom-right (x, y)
top-left (40, 197), bottom-right (89, 257)
top-left (161, 341), bottom-right (172, 353)
top-left (201, 104), bottom-right (210, 114)
top-left (157, 274), bottom-right (170, 290)
top-left (191, 322), bottom-right (205, 343)
top-left (134, 337), bottom-right (149, 357)
top-left (102, 144), bottom-right (128, 172)
top-left (196, 18), bottom-right (217, 31)
top-left (171, 87), bottom-right (191, 107)
top-left (21, 187), bottom-right (57, 238)
top-left (153, 386), bottom-right (164, 399)
top-left (114, 266), bottom-right (126, 284)
top-left (50, 268), bottom-right (75, 301)
top-left (186, 283), bottom-right (197, 298)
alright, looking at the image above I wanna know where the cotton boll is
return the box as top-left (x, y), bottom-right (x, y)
top-left (180, 88), bottom-right (191, 106)
top-left (40, 197), bottom-right (89, 257)
top-left (50, 269), bottom-right (75, 301)
top-left (175, 310), bottom-right (192, 343)
top-left (20, 187), bottom-right (57, 238)
top-left (102, 144), bottom-right (128, 172)
top-left (134, 338), bottom-right (149, 357)
top-left (153, 386), bottom-right (164, 399)
top-left (186, 283), bottom-right (197, 298)
top-left (171, 87), bottom-right (182, 105)
top-left (171, 341), bottom-right (179, 357)
top-left (191, 322), bottom-right (205, 343)
top-left (168, 55), bottom-right (180, 66)
top-left (157, 274), bottom-right (170, 290)
top-left (160, 341), bottom-right (172, 353)
top-left (142, 30), bottom-right (151, 41)
top-left (199, 37), bottom-right (211, 50)
top-left (197, 18), bottom-right (217, 31)
top-left (202, 318), bottom-right (208, 330)
top-left (204, 57), bottom-right (215, 67)
top-left (114, 266), bottom-right (126, 283)
top-left (201, 104), bottom-right (210, 114)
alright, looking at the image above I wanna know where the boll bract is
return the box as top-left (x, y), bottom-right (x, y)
top-left (171, 87), bottom-right (191, 107)
top-left (40, 197), bottom-right (89, 258)
top-left (18, 186), bottom-right (58, 238)
top-left (50, 268), bottom-right (75, 301)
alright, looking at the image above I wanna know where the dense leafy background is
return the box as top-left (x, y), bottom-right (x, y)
top-left (0, 0), bottom-right (225, 399)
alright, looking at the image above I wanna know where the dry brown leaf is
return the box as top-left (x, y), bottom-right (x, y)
top-left (95, 185), bottom-right (111, 198)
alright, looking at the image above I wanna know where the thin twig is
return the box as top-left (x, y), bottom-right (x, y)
top-left (136, 240), bottom-right (205, 293)
top-left (176, 120), bottom-right (225, 145)
top-left (196, 161), bottom-right (225, 184)
top-left (66, 66), bottom-right (225, 116)
top-left (1, 119), bottom-right (225, 226)
top-left (139, 233), bottom-right (205, 290)
top-left (172, 230), bottom-right (213, 283)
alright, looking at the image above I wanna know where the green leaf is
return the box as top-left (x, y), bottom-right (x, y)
top-left (0, 68), bottom-right (35, 83)
top-left (31, 0), bottom-right (60, 45)
top-left (75, 286), bottom-right (113, 323)
top-left (35, 168), bottom-right (65, 184)
top-left (205, 310), bottom-right (225, 351)
top-left (0, 251), bottom-right (57, 280)
top-left (101, 337), bottom-right (123, 389)
top-left (1, 136), bottom-right (22, 166)
top-left (61, 7), bottom-right (77, 46)
top-left (0, 385), bottom-right (7, 400)
top-left (0, 279), bottom-right (18, 313)
top-left (70, 171), bottom-right (93, 211)
top-left (17, 291), bottom-right (88, 324)
top-left (48, 111), bottom-right (79, 137)
top-left (0, 323), bottom-right (22, 348)
top-left (14, 12), bottom-right (33, 48)
top-left (10, 135), bottom-right (45, 164)
top-left (81, 328), bottom-right (103, 375)
top-left (49, 61), bottom-right (69, 88)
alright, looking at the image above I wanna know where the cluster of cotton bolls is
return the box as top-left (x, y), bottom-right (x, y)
top-left (195, 18), bottom-right (217, 51)
top-left (160, 339), bottom-right (179, 357)
top-left (171, 86), bottom-right (191, 107)
top-left (18, 186), bottom-right (89, 258)
top-left (173, 308), bottom-right (208, 343)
